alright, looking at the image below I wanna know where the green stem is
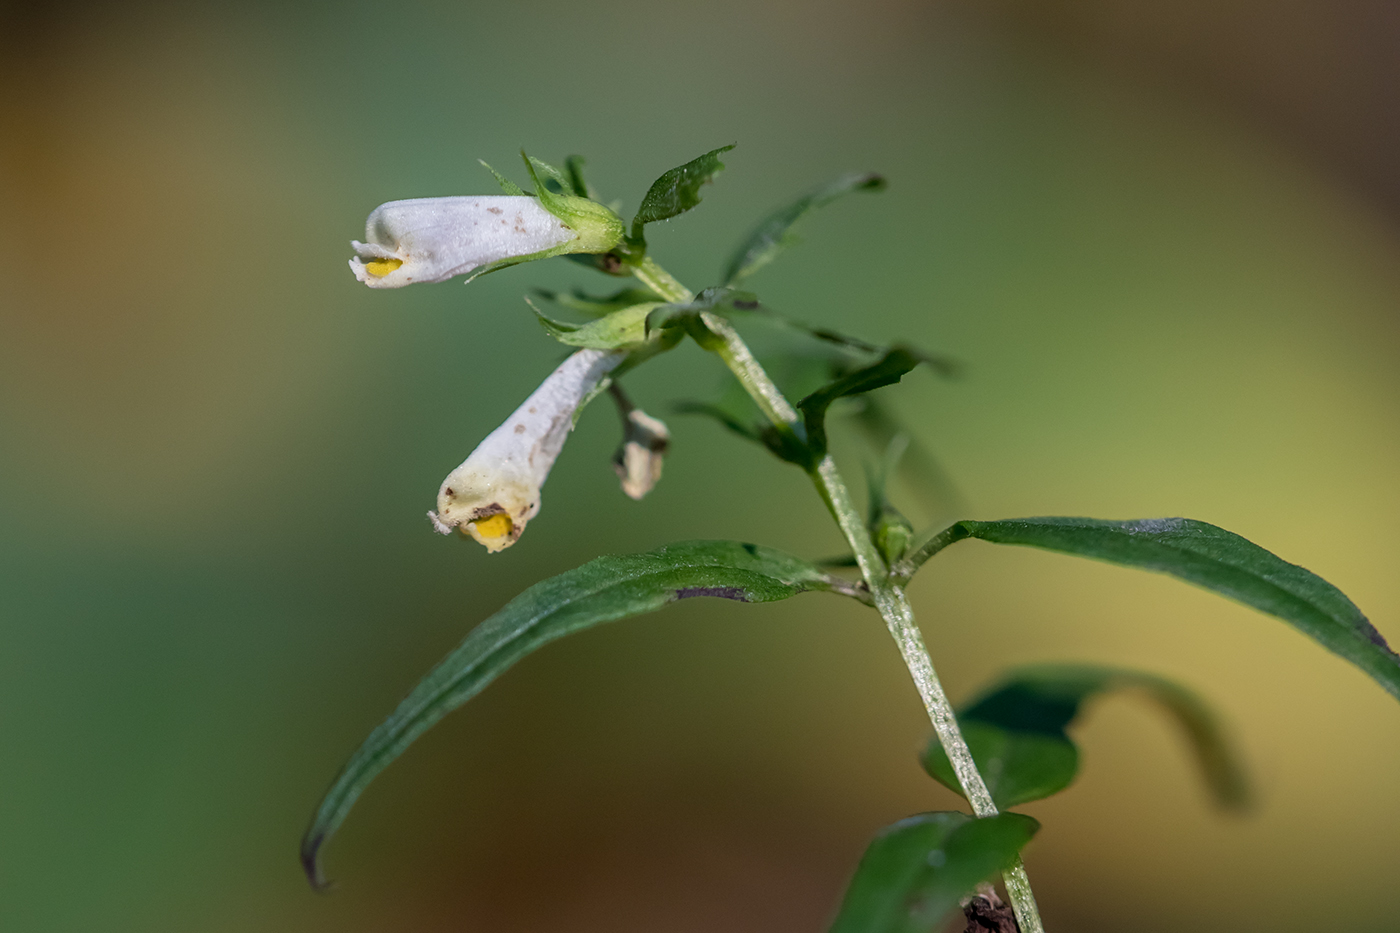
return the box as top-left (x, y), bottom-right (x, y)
top-left (634, 258), bottom-right (1045, 932)
top-left (633, 255), bottom-right (692, 303)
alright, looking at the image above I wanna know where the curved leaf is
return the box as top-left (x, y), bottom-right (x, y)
top-left (895, 517), bottom-right (1400, 702)
top-left (527, 296), bottom-right (661, 349)
top-left (302, 540), bottom-right (852, 888)
top-left (632, 145), bottom-right (735, 233)
top-left (798, 347), bottom-right (925, 463)
top-left (829, 812), bottom-right (1039, 933)
top-left (724, 171), bottom-right (886, 285)
top-left (922, 664), bottom-right (1248, 809)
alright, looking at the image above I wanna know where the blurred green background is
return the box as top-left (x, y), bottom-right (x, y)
top-left (2, 0), bottom-right (1398, 930)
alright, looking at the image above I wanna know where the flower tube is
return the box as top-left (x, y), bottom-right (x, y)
top-left (429, 348), bottom-right (625, 551)
top-left (350, 196), bottom-right (578, 288)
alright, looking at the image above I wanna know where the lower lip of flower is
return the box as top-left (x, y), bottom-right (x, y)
top-left (470, 513), bottom-right (513, 539)
top-left (364, 258), bottom-right (403, 277)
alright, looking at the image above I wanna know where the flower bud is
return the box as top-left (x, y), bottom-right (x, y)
top-left (612, 407), bottom-right (670, 500)
top-left (428, 348), bottom-right (625, 551)
top-left (350, 196), bottom-right (579, 288)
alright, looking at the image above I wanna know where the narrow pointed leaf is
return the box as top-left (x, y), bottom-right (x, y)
top-left (922, 664), bottom-right (1248, 809)
top-left (725, 171), bottom-right (886, 284)
top-left (479, 159), bottom-right (529, 196)
top-left (302, 540), bottom-right (850, 888)
top-left (829, 812), bottom-right (1039, 933)
top-left (527, 296), bottom-right (660, 350)
top-left (899, 517), bottom-right (1400, 702)
top-left (564, 154), bottom-right (590, 198)
top-left (533, 287), bottom-right (665, 318)
top-left (633, 145), bottom-right (735, 231)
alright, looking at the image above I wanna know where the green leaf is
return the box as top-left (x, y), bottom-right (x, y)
top-left (898, 517), bottom-right (1400, 703)
top-left (829, 812), bottom-right (1039, 933)
top-left (301, 540), bottom-right (851, 888)
top-left (564, 154), bottom-right (590, 198)
top-left (645, 286), bottom-right (760, 336)
top-left (533, 286), bottom-right (664, 318)
top-left (632, 145), bottom-right (736, 235)
top-left (526, 296), bottom-right (661, 350)
top-left (922, 664), bottom-right (1248, 809)
top-left (797, 347), bottom-right (924, 463)
top-left (478, 159), bottom-right (529, 196)
top-left (724, 171), bottom-right (886, 285)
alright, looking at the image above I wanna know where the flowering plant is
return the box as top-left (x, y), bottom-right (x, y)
top-left (305, 148), bottom-right (1400, 931)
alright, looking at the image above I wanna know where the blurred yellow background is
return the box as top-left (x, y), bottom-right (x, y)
top-left (1, 1), bottom-right (1397, 930)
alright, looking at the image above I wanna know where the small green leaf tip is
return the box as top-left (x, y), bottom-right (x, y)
top-left (632, 144), bottom-right (736, 238)
top-left (725, 171), bottom-right (886, 285)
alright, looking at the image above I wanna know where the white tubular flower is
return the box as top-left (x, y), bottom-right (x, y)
top-left (350, 196), bottom-right (577, 288)
top-left (429, 348), bottom-right (625, 552)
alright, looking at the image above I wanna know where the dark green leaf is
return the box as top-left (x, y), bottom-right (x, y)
top-left (724, 171), bottom-right (886, 285)
top-left (829, 812), bottom-right (1039, 933)
top-left (633, 145), bottom-right (735, 233)
top-left (672, 400), bottom-right (764, 444)
top-left (672, 400), bottom-right (810, 466)
top-left (922, 664), bottom-right (1247, 809)
top-left (798, 347), bottom-right (924, 463)
top-left (301, 540), bottom-right (849, 888)
top-left (898, 517), bottom-right (1400, 703)
top-left (564, 154), bottom-right (590, 197)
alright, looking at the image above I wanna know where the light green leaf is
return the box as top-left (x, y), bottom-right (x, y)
top-left (724, 171), bottom-right (886, 284)
top-left (632, 145), bottom-right (735, 235)
top-left (301, 540), bottom-right (855, 888)
top-left (895, 517), bottom-right (1400, 702)
top-left (532, 286), bottom-right (665, 318)
top-left (479, 159), bottom-right (529, 196)
top-left (526, 296), bottom-right (660, 350)
top-left (829, 812), bottom-right (1039, 933)
top-left (922, 664), bottom-right (1248, 809)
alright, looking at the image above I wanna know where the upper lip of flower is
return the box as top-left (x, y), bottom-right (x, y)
top-left (349, 196), bottom-right (578, 289)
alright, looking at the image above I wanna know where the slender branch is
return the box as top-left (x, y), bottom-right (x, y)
top-left (633, 258), bottom-right (1045, 932)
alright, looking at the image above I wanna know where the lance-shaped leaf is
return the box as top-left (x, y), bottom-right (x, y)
top-left (301, 540), bottom-right (860, 888)
top-left (829, 812), bottom-right (1039, 933)
top-left (725, 171), bottom-right (887, 285)
top-left (922, 664), bottom-right (1249, 810)
top-left (532, 286), bottom-right (665, 318)
top-left (527, 296), bottom-right (662, 350)
top-left (894, 517), bottom-right (1400, 702)
top-left (632, 145), bottom-right (735, 238)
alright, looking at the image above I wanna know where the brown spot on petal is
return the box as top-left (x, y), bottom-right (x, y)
top-left (514, 423), bottom-right (526, 434)
top-left (487, 206), bottom-right (503, 215)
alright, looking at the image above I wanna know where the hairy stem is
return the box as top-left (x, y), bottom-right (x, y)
top-left (634, 259), bottom-right (1045, 932)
